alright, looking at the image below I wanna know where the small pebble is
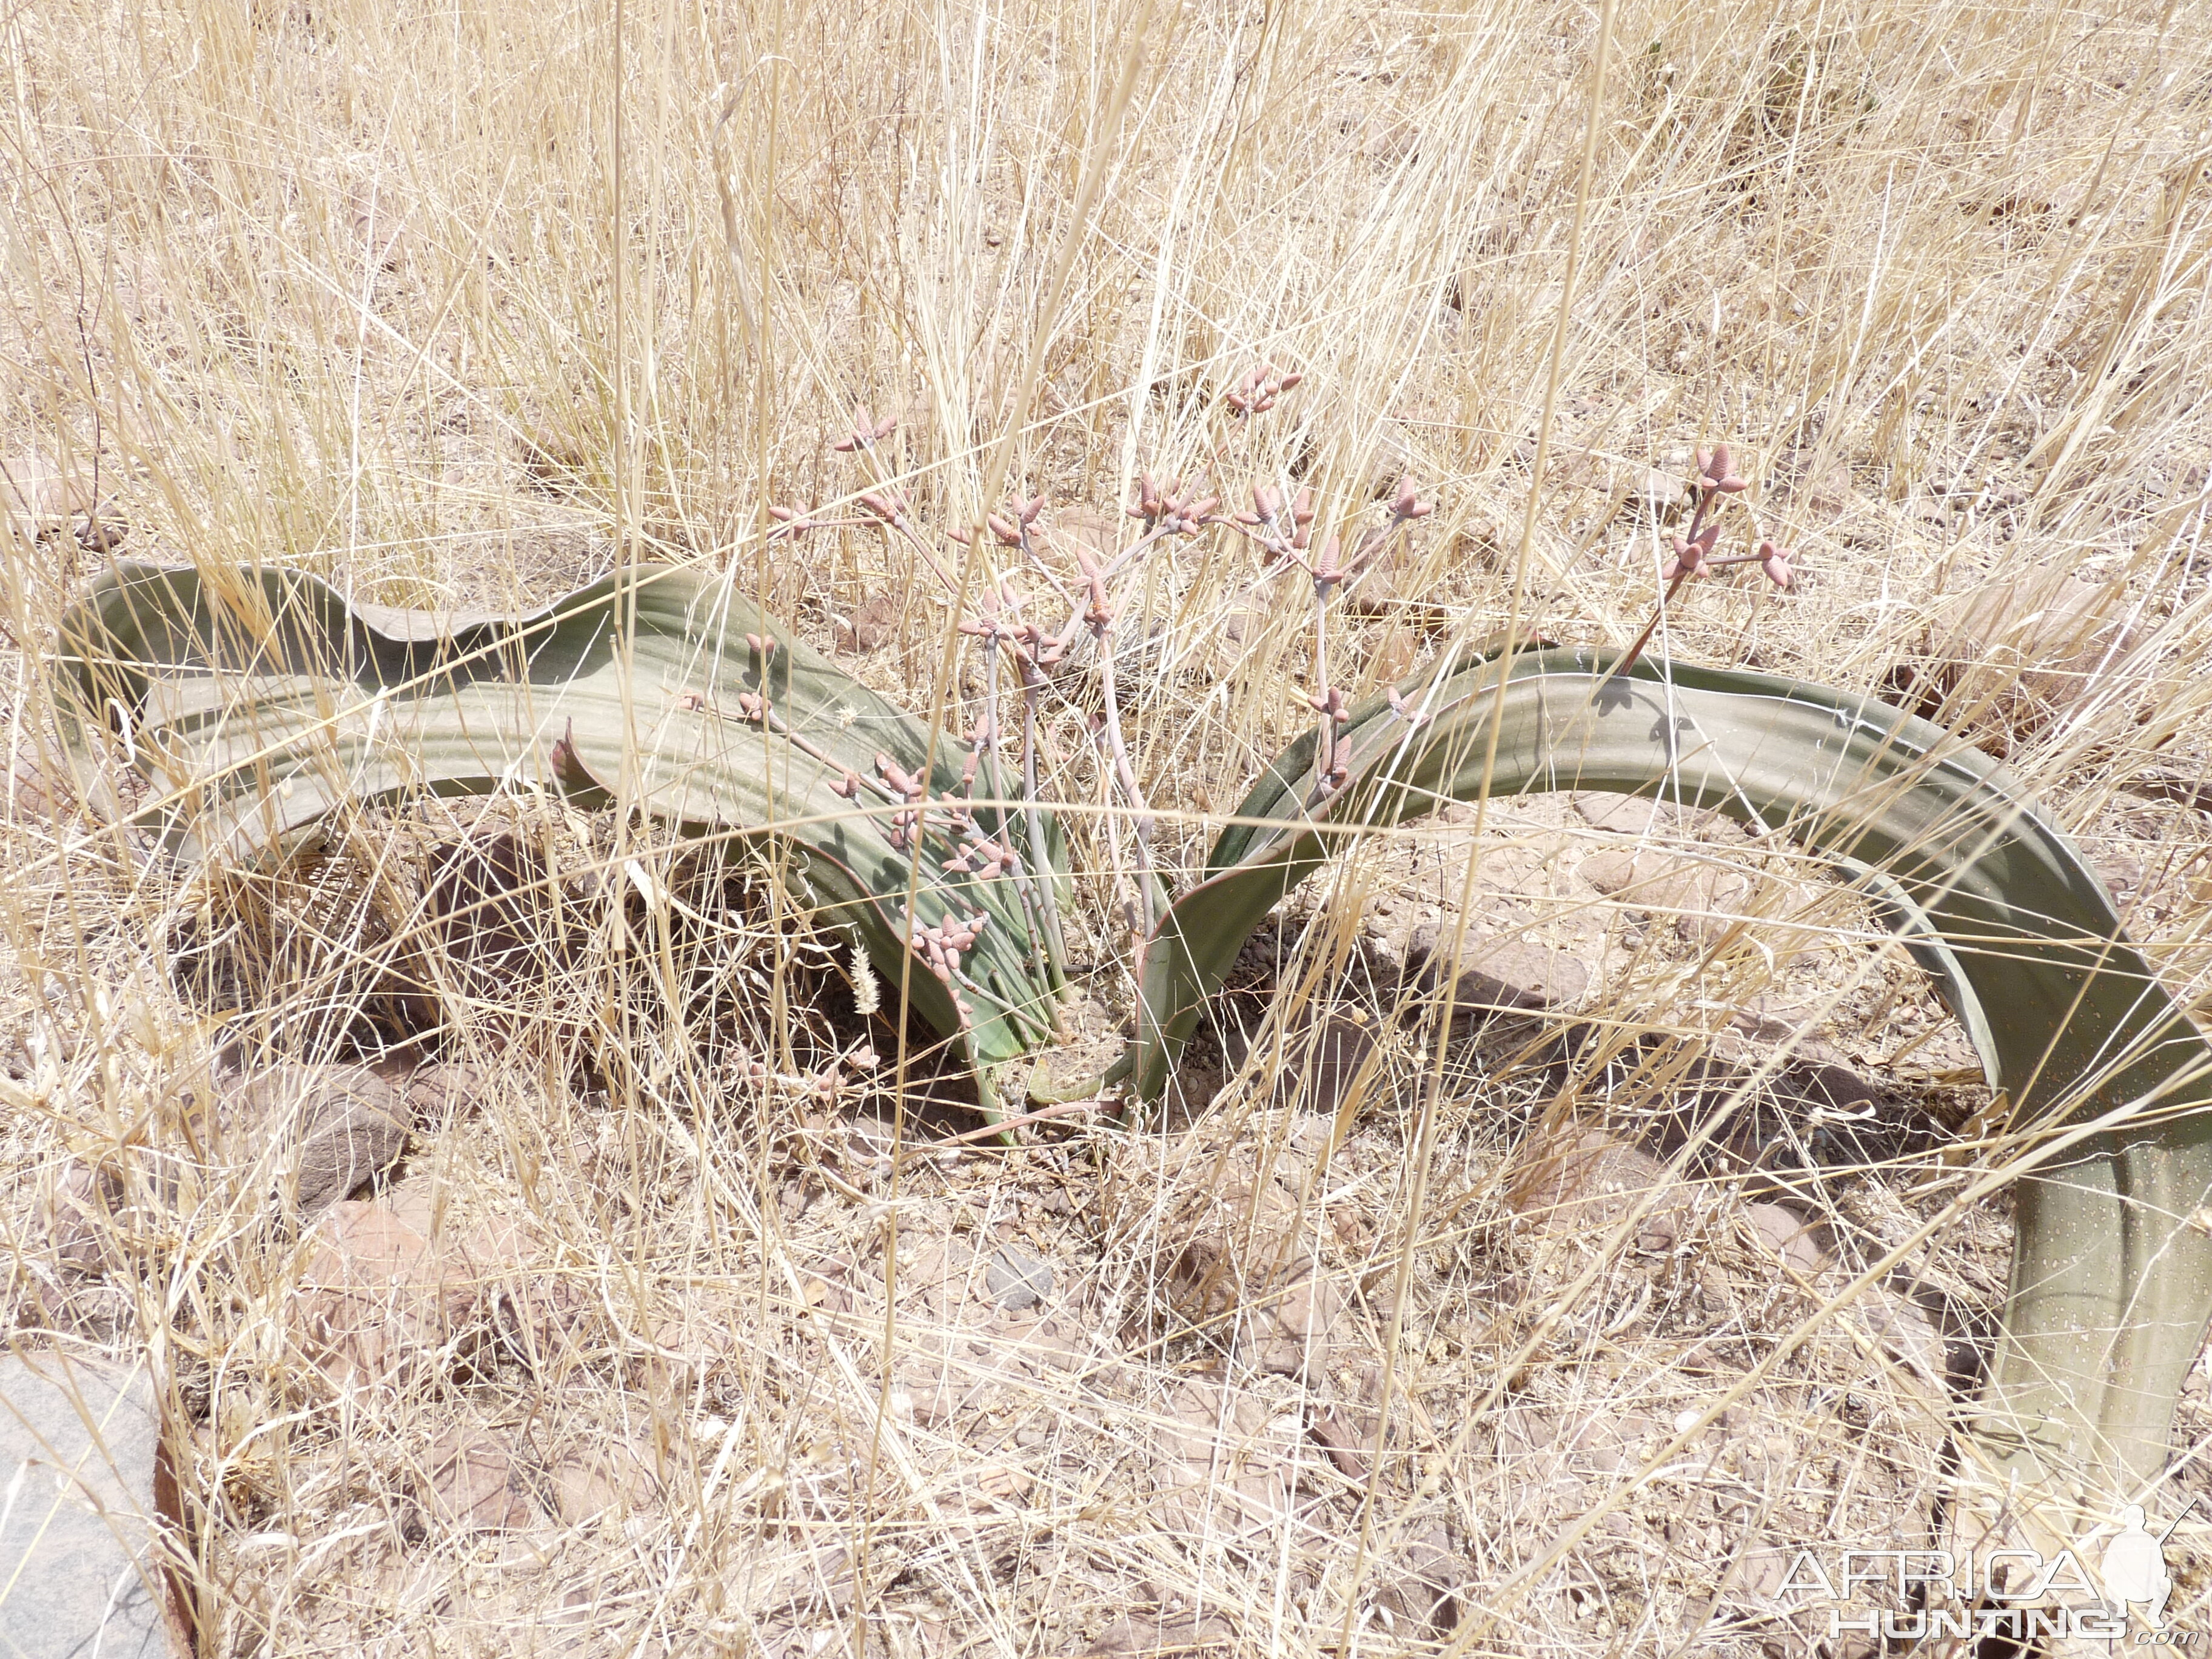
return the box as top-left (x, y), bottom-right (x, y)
top-left (986, 1245), bottom-right (1053, 1310)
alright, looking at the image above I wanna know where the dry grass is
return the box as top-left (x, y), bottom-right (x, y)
top-left (5, 0), bottom-right (2212, 1652)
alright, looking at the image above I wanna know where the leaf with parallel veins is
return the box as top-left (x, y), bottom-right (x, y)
top-left (52, 560), bottom-right (1069, 1082)
top-left (1135, 638), bottom-right (2212, 1490)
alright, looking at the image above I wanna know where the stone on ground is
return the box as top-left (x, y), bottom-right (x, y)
top-left (0, 1352), bottom-right (178, 1658)
top-left (1101, 1122), bottom-right (1349, 1379)
top-left (986, 1244), bottom-right (1054, 1310)
top-left (1407, 920), bottom-right (1589, 1011)
top-left (1924, 566), bottom-right (2143, 719)
top-left (230, 1062), bottom-right (416, 1219)
top-left (1579, 846), bottom-right (1757, 942)
top-left (1506, 1123), bottom-right (1698, 1254)
top-left (415, 1432), bottom-right (535, 1532)
top-left (1746, 1202), bottom-right (1828, 1276)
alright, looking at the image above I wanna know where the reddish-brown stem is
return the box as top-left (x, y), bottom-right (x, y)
top-left (1015, 658), bottom-right (1068, 988)
top-left (970, 623), bottom-right (1058, 990)
top-left (1091, 623), bottom-right (1166, 935)
top-left (1603, 566), bottom-right (1692, 686)
top-left (1601, 478), bottom-right (1735, 685)
top-left (1036, 518), bottom-right (1184, 649)
top-left (1217, 517), bottom-right (1313, 575)
top-left (1309, 581), bottom-right (1336, 802)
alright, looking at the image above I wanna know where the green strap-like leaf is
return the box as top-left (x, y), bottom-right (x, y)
top-left (53, 560), bottom-right (1067, 1073)
top-left (54, 561), bottom-right (2210, 1487)
top-left (1138, 642), bottom-right (2212, 1487)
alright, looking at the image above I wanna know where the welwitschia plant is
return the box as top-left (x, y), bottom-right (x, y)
top-left (55, 560), bottom-right (1070, 1099)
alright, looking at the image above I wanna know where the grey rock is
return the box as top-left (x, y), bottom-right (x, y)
top-left (1726, 997), bottom-right (1829, 1050)
top-left (232, 1062), bottom-right (415, 1219)
top-left (986, 1245), bottom-right (1054, 1311)
top-left (1627, 465), bottom-right (1686, 509)
top-left (1781, 1057), bottom-right (1885, 1118)
top-left (1375, 1528), bottom-right (1464, 1634)
top-left (1568, 1410), bottom-right (1667, 1473)
top-left (0, 1352), bottom-right (177, 1658)
top-left (1857, 1290), bottom-right (1947, 1389)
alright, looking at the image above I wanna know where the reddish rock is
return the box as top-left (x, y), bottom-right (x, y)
top-left (1746, 1202), bottom-right (1828, 1276)
top-left (1, 452), bottom-right (101, 542)
top-left (416, 1433), bottom-right (534, 1532)
top-left (1573, 791), bottom-right (1722, 837)
top-left (1925, 567), bottom-right (2139, 717)
top-left (550, 1438), bottom-right (659, 1527)
top-left (1085, 1610), bottom-right (1235, 1656)
top-left (1410, 922), bottom-right (1589, 1011)
top-left (4, 747), bottom-right (78, 826)
top-left (44, 1161), bottom-right (129, 1275)
top-left (292, 1188), bottom-right (577, 1387)
top-left (1574, 792), bottom-right (1662, 835)
top-left (1506, 1124), bottom-right (1698, 1253)
top-left (834, 591), bottom-right (902, 652)
top-left (1149, 1378), bottom-right (1302, 1544)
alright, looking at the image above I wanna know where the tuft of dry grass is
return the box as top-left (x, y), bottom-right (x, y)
top-left (5, 0), bottom-right (2212, 1652)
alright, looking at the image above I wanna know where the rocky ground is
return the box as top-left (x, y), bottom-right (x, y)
top-left (12, 739), bottom-right (2208, 1654)
top-left (8, 0), bottom-right (2212, 1643)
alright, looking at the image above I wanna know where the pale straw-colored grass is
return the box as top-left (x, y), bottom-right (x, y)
top-left (4, 0), bottom-right (2211, 1651)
